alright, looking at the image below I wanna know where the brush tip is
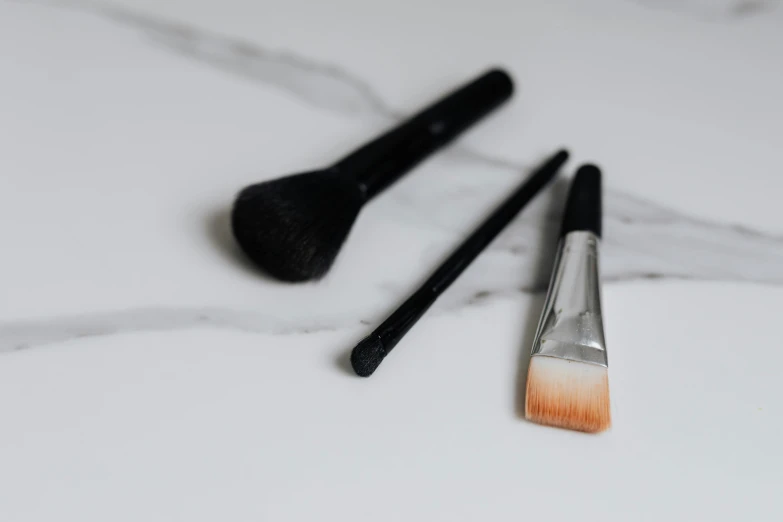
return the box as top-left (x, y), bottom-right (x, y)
top-left (231, 171), bottom-right (363, 282)
top-left (525, 356), bottom-right (611, 433)
top-left (350, 335), bottom-right (386, 377)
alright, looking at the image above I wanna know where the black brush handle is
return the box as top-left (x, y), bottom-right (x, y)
top-left (333, 69), bottom-right (514, 200)
top-left (560, 164), bottom-right (602, 238)
top-left (372, 149), bottom-right (568, 354)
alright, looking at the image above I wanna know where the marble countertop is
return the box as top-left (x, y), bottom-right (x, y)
top-left (1, 0), bottom-right (781, 520)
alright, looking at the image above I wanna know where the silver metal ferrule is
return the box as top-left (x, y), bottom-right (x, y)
top-left (530, 231), bottom-right (607, 367)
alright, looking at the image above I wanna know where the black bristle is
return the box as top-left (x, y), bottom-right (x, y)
top-left (347, 149), bottom-right (568, 377)
top-left (228, 70), bottom-right (516, 281)
top-left (350, 335), bottom-right (386, 377)
top-left (231, 171), bottom-right (364, 282)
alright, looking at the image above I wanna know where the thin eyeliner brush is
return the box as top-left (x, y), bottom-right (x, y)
top-left (351, 149), bottom-right (569, 377)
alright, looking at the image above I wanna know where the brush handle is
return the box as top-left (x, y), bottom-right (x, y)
top-left (371, 149), bottom-right (569, 353)
top-left (560, 164), bottom-right (602, 238)
top-left (333, 69), bottom-right (514, 200)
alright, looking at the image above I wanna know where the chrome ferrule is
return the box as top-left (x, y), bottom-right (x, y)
top-left (530, 231), bottom-right (607, 367)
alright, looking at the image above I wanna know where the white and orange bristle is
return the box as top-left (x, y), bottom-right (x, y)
top-left (525, 356), bottom-right (611, 433)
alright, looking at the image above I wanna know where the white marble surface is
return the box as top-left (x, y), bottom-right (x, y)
top-left (1, 0), bottom-right (782, 520)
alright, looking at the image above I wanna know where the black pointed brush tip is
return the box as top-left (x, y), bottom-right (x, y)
top-left (350, 335), bottom-right (387, 377)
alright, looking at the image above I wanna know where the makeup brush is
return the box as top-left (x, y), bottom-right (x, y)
top-left (351, 149), bottom-right (569, 377)
top-left (525, 164), bottom-right (610, 433)
top-left (231, 69), bottom-right (514, 282)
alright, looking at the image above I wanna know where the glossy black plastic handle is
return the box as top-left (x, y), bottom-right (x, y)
top-left (560, 164), bottom-right (602, 238)
top-left (371, 149), bottom-right (568, 354)
top-left (333, 69), bottom-right (514, 200)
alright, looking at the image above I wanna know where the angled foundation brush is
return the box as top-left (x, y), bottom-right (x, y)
top-left (525, 164), bottom-right (610, 433)
top-left (231, 68), bottom-right (514, 282)
top-left (351, 149), bottom-right (569, 377)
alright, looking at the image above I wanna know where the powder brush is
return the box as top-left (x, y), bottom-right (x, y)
top-left (231, 68), bottom-right (514, 282)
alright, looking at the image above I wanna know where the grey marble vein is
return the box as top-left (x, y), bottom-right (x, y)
top-left (2, 0), bottom-right (782, 352)
top-left (0, 308), bottom-right (348, 354)
top-left (634, 0), bottom-right (780, 19)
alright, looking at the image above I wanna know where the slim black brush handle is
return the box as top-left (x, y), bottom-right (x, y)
top-left (560, 164), bottom-right (602, 238)
top-left (333, 69), bottom-right (514, 200)
top-left (371, 149), bottom-right (569, 354)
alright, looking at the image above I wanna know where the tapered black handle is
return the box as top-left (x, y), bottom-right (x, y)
top-left (560, 164), bottom-right (602, 238)
top-left (333, 69), bottom-right (514, 200)
top-left (373, 149), bottom-right (569, 354)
